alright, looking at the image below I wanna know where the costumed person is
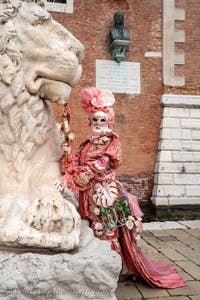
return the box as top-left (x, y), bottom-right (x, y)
top-left (55, 87), bottom-right (186, 289)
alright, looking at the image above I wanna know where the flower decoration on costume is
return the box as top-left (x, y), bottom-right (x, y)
top-left (94, 222), bottom-right (103, 230)
top-left (125, 220), bottom-right (134, 230)
top-left (91, 90), bottom-right (115, 108)
top-left (93, 196), bottom-right (142, 241)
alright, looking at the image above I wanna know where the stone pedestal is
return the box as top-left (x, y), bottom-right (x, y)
top-left (0, 220), bottom-right (121, 300)
top-left (152, 94), bottom-right (200, 213)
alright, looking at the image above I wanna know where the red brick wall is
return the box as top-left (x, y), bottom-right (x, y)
top-left (51, 0), bottom-right (199, 208)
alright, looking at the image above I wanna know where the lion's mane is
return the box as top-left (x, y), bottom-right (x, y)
top-left (0, 0), bottom-right (50, 178)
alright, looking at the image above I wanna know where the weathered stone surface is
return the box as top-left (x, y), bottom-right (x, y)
top-left (0, 0), bottom-right (84, 251)
top-left (0, 220), bottom-right (121, 300)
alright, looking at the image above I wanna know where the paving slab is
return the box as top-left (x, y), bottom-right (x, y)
top-left (167, 280), bottom-right (200, 296)
top-left (147, 297), bottom-right (189, 300)
top-left (134, 281), bottom-right (170, 298)
top-left (189, 296), bottom-right (200, 300)
top-left (167, 230), bottom-right (200, 250)
top-left (150, 229), bottom-right (176, 237)
top-left (174, 266), bottom-right (194, 282)
top-left (175, 261), bottom-right (200, 280)
top-left (115, 284), bottom-right (141, 300)
top-left (142, 232), bottom-right (168, 250)
top-left (144, 252), bottom-right (173, 265)
top-left (117, 225), bottom-right (200, 300)
top-left (137, 238), bottom-right (159, 254)
top-left (160, 248), bottom-right (188, 261)
top-left (183, 228), bottom-right (200, 238)
top-left (178, 220), bottom-right (200, 228)
top-left (143, 221), bottom-right (186, 231)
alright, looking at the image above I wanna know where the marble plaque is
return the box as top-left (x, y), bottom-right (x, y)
top-left (96, 59), bottom-right (141, 94)
top-left (45, 0), bottom-right (74, 13)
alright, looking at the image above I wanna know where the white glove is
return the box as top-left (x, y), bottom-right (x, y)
top-left (62, 143), bottom-right (71, 154)
top-left (53, 179), bottom-right (65, 192)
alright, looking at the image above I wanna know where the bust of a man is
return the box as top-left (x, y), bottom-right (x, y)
top-left (110, 11), bottom-right (130, 62)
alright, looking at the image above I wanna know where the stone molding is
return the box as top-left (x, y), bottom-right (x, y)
top-left (163, 0), bottom-right (185, 86)
top-left (161, 94), bottom-right (200, 108)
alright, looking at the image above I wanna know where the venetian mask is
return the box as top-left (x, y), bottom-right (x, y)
top-left (90, 111), bottom-right (109, 135)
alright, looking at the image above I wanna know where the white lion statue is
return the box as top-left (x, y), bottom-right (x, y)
top-left (0, 0), bottom-right (85, 251)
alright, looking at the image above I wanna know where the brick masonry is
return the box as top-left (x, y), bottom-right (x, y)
top-left (50, 0), bottom-right (200, 212)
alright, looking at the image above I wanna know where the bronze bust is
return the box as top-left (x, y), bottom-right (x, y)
top-left (110, 11), bottom-right (130, 62)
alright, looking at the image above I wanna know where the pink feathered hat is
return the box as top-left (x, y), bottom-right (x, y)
top-left (81, 87), bottom-right (115, 127)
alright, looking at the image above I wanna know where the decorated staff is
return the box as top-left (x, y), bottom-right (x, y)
top-left (60, 104), bottom-right (75, 162)
top-left (54, 104), bottom-right (75, 192)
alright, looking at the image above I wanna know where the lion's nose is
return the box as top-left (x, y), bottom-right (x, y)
top-left (68, 43), bottom-right (85, 64)
top-left (77, 46), bottom-right (85, 63)
top-left (75, 44), bottom-right (85, 63)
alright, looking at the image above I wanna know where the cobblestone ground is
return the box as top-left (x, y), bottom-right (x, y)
top-left (116, 220), bottom-right (200, 300)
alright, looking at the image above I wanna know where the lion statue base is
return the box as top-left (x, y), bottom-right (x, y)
top-left (0, 220), bottom-right (121, 300)
top-left (0, 0), bottom-right (84, 251)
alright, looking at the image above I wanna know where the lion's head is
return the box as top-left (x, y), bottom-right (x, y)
top-left (0, 0), bottom-right (84, 178)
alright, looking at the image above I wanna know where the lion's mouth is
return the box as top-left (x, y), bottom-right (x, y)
top-left (27, 64), bottom-right (82, 103)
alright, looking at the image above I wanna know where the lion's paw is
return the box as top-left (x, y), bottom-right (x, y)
top-left (26, 185), bottom-right (80, 234)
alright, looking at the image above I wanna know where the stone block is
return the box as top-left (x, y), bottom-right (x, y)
top-left (182, 140), bottom-right (200, 151)
top-left (174, 8), bottom-right (185, 20)
top-left (172, 151), bottom-right (195, 162)
top-left (171, 128), bottom-right (191, 140)
top-left (155, 162), bottom-right (200, 174)
top-left (159, 127), bottom-right (193, 140)
top-left (160, 140), bottom-right (200, 151)
top-left (161, 117), bottom-right (181, 128)
top-left (159, 128), bottom-right (171, 139)
top-left (168, 197), bottom-right (200, 205)
top-left (174, 174), bottom-right (198, 185)
top-left (152, 185), bottom-right (185, 197)
top-left (151, 196), bottom-right (169, 206)
top-left (186, 185), bottom-right (200, 196)
top-left (161, 95), bottom-right (200, 108)
top-left (154, 174), bottom-right (174, 185)
top-left (190, 108), bottom-right (200, 118)
top-left (192, 129), bottom-right (200, 139)
top-left (193, 152), bottom-right (200, 161)
top-left (174, 53), bottom-right (185, 65)
top-left (156, 151), bottom-right (172, 162)
top-left (174, 30), bottom-right (185, 43)
top-left (183, 163), bottom-right (200, 173)
top-left (163, 107), bottom-right (189, 118)
top-left (181, 118), bottom-right (200, 129)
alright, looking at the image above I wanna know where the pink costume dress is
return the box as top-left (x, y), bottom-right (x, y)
top-left (60, 130), bottom-right (186, 289)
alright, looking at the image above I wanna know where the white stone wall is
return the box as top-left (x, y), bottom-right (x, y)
top-left (152, 94), bottom-right (200, 208)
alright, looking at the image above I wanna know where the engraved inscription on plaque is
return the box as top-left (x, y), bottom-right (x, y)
top-left (96, 60), bottom-right (141, 94)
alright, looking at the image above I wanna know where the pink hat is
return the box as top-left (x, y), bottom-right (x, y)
top-left (81, 87), bottom-right (115, 127)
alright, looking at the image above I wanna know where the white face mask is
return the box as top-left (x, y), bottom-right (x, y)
top-left (90, 111), bottom-right (109, 135)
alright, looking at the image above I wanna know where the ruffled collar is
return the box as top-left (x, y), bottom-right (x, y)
top-left (88, 129), bottom-right (116, 144)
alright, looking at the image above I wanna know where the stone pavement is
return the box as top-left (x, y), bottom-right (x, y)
top-left (116, 220), bottom-right (200, 300)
